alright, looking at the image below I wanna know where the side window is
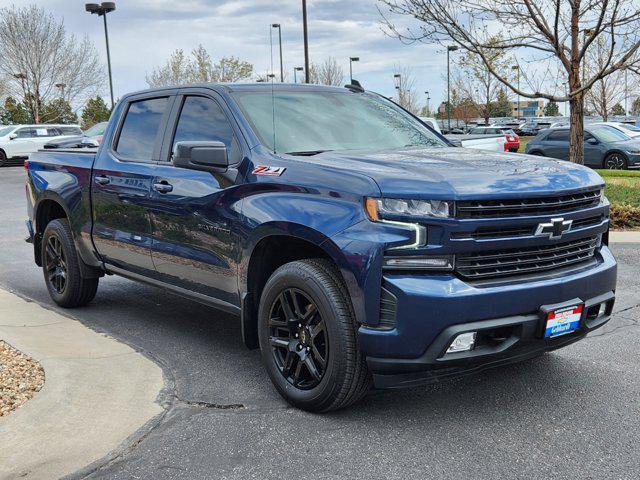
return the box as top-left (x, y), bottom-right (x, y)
top-left (46, 128), bottom-right (61, 137)
top-left (171, 96), bottom-right (240, 163)
top-left (547, 130), bottom-right (569, 141)
top-left (15, 128), bottom-right (34, 138)
top-left (470, 128), bottom-right (480, 134)
top-left (116, 97), bottom-right (169, 159)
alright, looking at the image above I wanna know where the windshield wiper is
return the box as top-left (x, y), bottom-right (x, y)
top-left (286, 150), bottom-right (332, 156)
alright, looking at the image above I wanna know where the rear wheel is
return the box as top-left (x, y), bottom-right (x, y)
top-left (42, 219), bottom-right (99, 307)
top-left (258, 259), bottom-right (371, 412)
top-left (0, 150), bottom-right (7, 167)
top-left (603, 153), bottom-right (628, 170)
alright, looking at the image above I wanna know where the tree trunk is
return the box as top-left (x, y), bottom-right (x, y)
top-left (569, 92), bottom-right (585, 165)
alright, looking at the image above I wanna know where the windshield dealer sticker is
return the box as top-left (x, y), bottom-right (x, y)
top-left (253, 165), bottom-right (286, 176)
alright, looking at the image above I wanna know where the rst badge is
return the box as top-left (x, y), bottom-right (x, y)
top-left (252, 165), bottom-right (286, 176)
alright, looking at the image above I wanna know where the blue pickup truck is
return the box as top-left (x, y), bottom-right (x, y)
top-left (25, 83), bottom-right (617, 411)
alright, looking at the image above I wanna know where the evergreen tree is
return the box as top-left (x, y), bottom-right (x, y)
top-left (81, 96), bottom-right (111, 129)
top-left (41, 99), bottom-right (78, 124)
top-left (2, 97), bottom-right (29, 124)
top-left (610, 103), bottom-right (625, 116)
top-left (544, 101), bottom-right (560, 116)
top-left (490, 89), bottom-right (512, 117)
top-left (631, 97), bottom-right (640, 116)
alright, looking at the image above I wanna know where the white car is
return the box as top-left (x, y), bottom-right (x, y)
top-left (0, 124), bottom-right (83, 166)
top-left (590, 121), bottom-right (640, 138)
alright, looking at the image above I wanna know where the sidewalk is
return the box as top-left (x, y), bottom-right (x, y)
top-left (610, 231), bottom-right (640, 243)
top-left (0, 289), bottom-right (164, 480)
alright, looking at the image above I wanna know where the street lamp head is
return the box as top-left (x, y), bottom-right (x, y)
top-left (85, 2), bottom-right (115, 15)
top-left (294, 67), bottom-right (304, 71)
top-left (85, 3), bottom-right (100, 13)
top-left (350, 57), bottom-right (360, 62)
top-left (394, 74), bottom-right (401, 78)
top-left (447, 45), bottom-right (459, 52)
top-left (271, 23), bottom-right (280, 28)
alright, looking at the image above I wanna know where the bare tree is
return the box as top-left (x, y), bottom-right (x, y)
top-left (146, 45), bottom-right (253, 87)
top-left (452, 37), bottom-right (513, 124)
top-left (308, 58), bottom-right (344, 86)
top-left (585, 37), bottom-right (637, 120)
top-left (394, 66), bottom-right (420, 114)
top-left (0, 5), bottom-right (104, 123)
top-left (379, 0), bottom-right (640, 164)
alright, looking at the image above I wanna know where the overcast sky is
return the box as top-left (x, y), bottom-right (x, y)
top-left (0, 0), bottom-right (449, 109)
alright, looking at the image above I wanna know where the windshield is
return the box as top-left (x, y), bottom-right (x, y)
top-left (234, 90), bottom-right (447, 154)
top-left (619, 124), bottom-right (640, 133)
top-left (0, 126), bottom-right (15, 137)
top-left (590, 126), bottom-right (631, 142)
top-left (83, 122), bottom-right (107, 137)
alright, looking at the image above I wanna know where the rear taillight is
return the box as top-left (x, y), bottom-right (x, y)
top-left (23, 160), bottom-right (29, 170)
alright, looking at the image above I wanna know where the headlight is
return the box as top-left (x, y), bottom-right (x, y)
top-left (365, 197), bottom-right (452, 221)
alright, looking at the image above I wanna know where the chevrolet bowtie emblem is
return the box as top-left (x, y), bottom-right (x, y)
top-left (535, 217), bottom-right (573, 240)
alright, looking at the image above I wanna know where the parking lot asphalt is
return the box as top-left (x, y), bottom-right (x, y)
top-left (1, 166), bottom-right (639, 480)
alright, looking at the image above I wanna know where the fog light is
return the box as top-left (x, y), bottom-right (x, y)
top-left (446, 332), bottom-right (477, 354)
top-left (383, 255), bottom-right (454, 270)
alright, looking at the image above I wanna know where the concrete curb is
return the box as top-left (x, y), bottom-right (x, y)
top-left (610, 231), bottom-right (640, 243)
top-left (0, 289), bottom-right (164, 480)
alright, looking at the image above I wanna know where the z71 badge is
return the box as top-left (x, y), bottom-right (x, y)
top-left (252, 165), bottom-right (286, 176)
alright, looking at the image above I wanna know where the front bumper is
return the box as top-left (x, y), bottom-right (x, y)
top-left (358, 246), bottom-right (617, 389)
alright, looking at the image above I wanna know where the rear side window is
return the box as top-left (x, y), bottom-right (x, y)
top-left (116, 97), bottom-right (169, 159)
top-left (15, 128), bottom-right (35, 138)
top-left (546, 130), bottom-right (569, 141)
top-left (58, 126), bottom-right (82, 135)
top-left (171, 96), bottom-right (239, 162)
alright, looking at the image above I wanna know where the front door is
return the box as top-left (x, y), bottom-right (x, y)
top-left (147, 92), bottom-right (245, 306)
top-left (92, 95), bottom-right (174, 276)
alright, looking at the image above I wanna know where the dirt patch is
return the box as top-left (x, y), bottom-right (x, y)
top-left (0, 340), bottom-right (45, 417)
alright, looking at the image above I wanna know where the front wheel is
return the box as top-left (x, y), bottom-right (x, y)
top-left (42, 219), bottom-right (99, 307)
top-left (603, 153), bottom-right (628, 170)
top-left (0, 150), bottom-right (7, 167)
top-left (258, 259), bottom-right (371, 412)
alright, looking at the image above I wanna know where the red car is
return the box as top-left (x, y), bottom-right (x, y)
top-left (468, 126), bottom-right (520, 152)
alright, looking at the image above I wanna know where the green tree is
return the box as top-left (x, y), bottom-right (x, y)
top-left (490, 89), bottom-right (512, 117)
top-left (2, 97), bottom-right (29, 124)
top-left (631, 97), bottom-right (640, 116)
top-left (544, 101), bottom-right (560, 116)
top-left (610, 103), bottom-right (625, 116)
top-left (42, 99), bottom-right (78, 124)
top-left (81, 96), bottom-right (111, 129)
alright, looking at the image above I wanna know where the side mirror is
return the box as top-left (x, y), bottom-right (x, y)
top-left (586, 137), bottom-right (598, 145)
top-left (172, 141), bottom-right (228, 173)
top-left (8, 133), bottom-right (17, 140)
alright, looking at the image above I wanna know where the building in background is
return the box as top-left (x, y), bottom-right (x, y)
top-left (512, 100), bottom-right (545, 117)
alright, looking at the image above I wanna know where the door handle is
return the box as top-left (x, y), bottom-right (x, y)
top-left (153, 181), bottom-right (173, 194)
top-left (94, 175), bottom-right (110, 186)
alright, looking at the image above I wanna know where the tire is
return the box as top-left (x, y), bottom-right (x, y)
top-left (258, 259), bottom-right (371, 412)
top-left (603, 153), bottom-right (628, 170)
top-left (529, 150), bottom-right (544, 156)
top-left (0, 150), bottom-right (7, 167)
top-left (42, 219), bottom-right (99, 308)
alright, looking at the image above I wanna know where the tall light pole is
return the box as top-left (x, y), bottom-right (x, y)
top-left (425, 91), bottom-right (431, 116)
top-left (294, 66), bottom-right (303, 83)
top-left (55, 83), bottom-right (66, 100)
top-left (446, 45), bottom-right (458, 131)
top-left (85, 2), bottom-right (116, 110)
top-left (349, 57), bottom-right (359, 83)
top-left (302, 0), bottom-right (310, 83)
top-left (512, 65), bottom-right (520, 120)
top-left (271, 24), bottom-right (284, 82)
top-left (394, 73), bottom-right (401, 104)
top-left (625, 69), bottom-right (628, 115)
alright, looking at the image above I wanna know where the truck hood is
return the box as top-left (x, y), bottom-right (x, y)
top-left (306, 147), bottom-right (604, 199)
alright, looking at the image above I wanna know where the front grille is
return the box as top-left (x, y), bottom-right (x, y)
top-left (451, 214), bottom-right (604, 240)
top-left (457, 189), bottom-right (602, 218)
top-left (456, 235), bottom-right (600, 280)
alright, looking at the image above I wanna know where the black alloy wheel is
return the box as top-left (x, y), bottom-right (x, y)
top-left (604, 153), bottom-right (628, 170)
top-left (45, 234), bottom-right (68, 295)
top-left (268, 288), bottom-right (328, 389)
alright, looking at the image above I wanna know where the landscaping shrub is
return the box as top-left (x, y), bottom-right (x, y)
top-left (609, 203), bottom-right (640, 230)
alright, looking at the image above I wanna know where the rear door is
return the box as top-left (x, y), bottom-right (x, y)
top-left (543, 129), bottom-right (570, 159)
top-left (147, 90), bottom-right (246, 306)
top-left (92, 93), bottom-right (175, 275)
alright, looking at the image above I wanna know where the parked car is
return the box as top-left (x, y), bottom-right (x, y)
top-left (515, 122), bottom-right (543, 136)
top-left (0, 124), bottom-right (82, 166)
top-left (43, 121), bottom-right (109, 150)
top-left (468, 126), bottom-right (520, 152)
top-left (525, 125), bottom-right (640, 169)
top-left (26, 83), bottom-right (616, 412)
top-left (418, 117), bottom-right (442, 134)
top-left (590, 121), bottom-right (640, 139)
top-left (418, 118), bottom-right (505, 151)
